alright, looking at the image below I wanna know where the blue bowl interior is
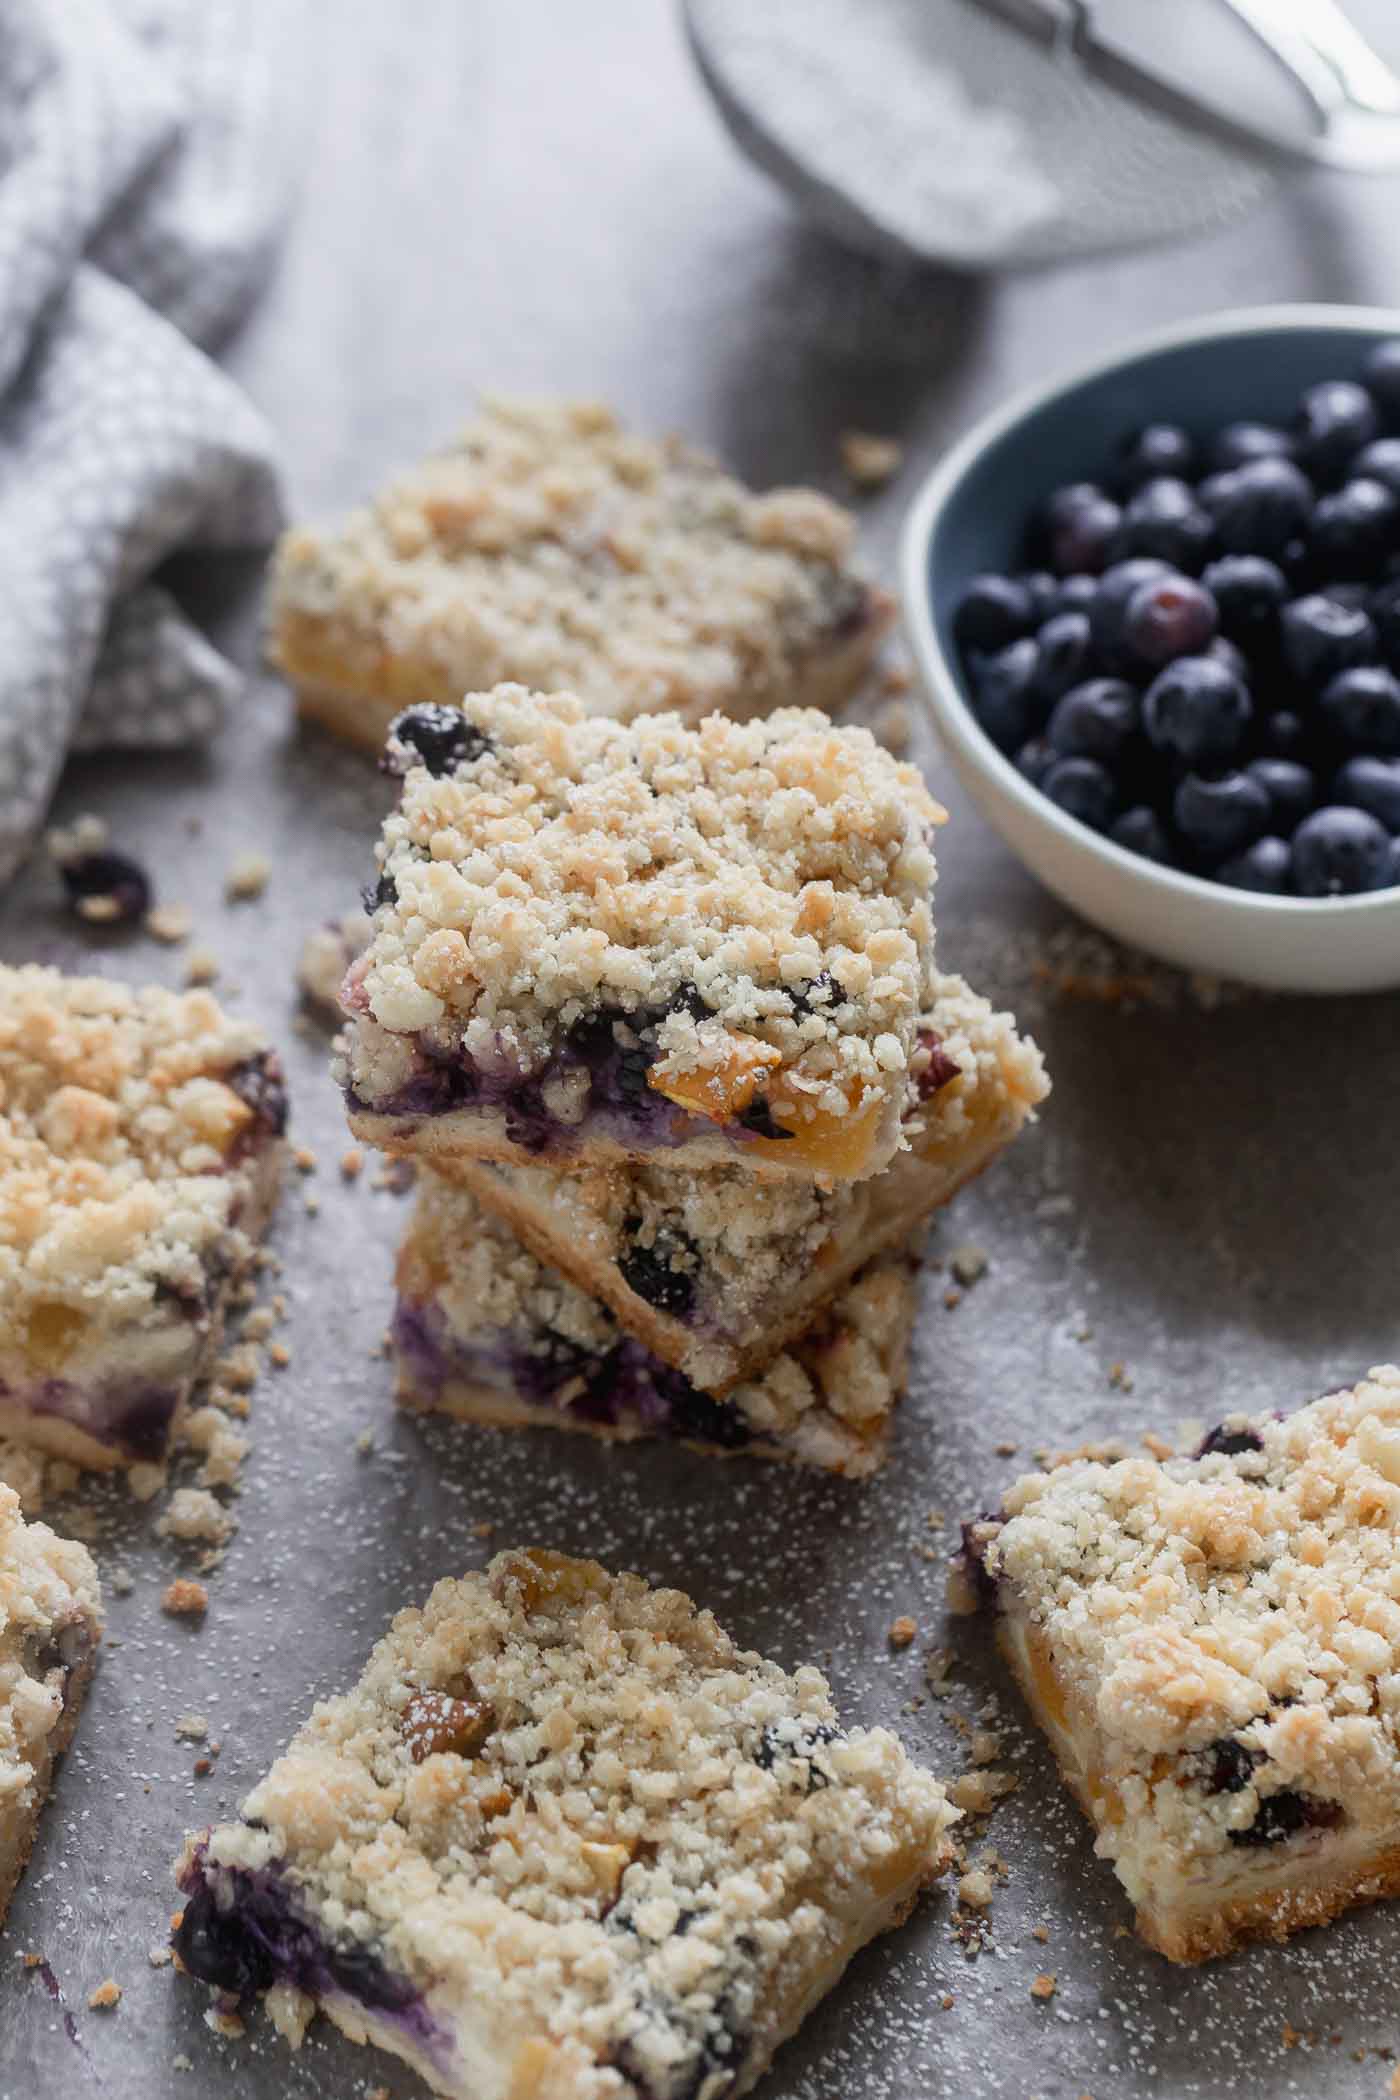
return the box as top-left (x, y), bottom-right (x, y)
top-left (928, 323), bottom-right (1395, 682)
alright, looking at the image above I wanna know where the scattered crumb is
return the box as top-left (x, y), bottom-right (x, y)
top-left (174, 1714), bottom-right (208, 1742)
top-left (994, 1439), bottom-right (1018, 1457)
top-left (296, 911), bottom-right (368, 1017)
top-left (172, 2057), bottom-right (193, 2073)
top-left (204, 2005), bottom-right (246, 2039)
top-left (215, 1346), bottom-right (259, 1392)
top-left (948, 1769), bottom-right (1018, 1814)
top-left (268, 1342), bottom-right (291, 1369)
top-left (87, 1979), bottom-right (121, 2010)
top-left (183, 946), bottom-right (219, 987)
top-left (304, 1191), bottom-right (320, 1216)
top-left (0, 1440), bottom-right (48, 1515)
top-left (148, 1946), bottom-right (173, 1968)
top-left (293, 1145), bottom-right (317, 1173)
top-left (157, 1488), bottom-right (235, 1547)
top-left (949, 1243), bottom-right (988, 1287)
top-left (1030, 1973), bottom-right (1056, 2001)
top-left (224, 852), bottom-right (270, 902)
top-left (1032, 1922), bottom-right (1050, 1943)
top-left (340, 1147), bottom-right (364, 1181)
top-left (472, 1520), bottom-right (496, 1540)
top-left (840, 430), bottom-right (903, 486)
top-left (46, 813), bottom-right (107, 865)
top-left (110, 1568), bottom-right (134, 1597)
top-left (1109, 1360), bottom-right (1135, 1392)
top-left (940, 1994), bottom-right (955, 2012)
top-left (162, 1579), bottom-right (209, 1619)
top-left (1142, 1431), bottom-right (1175, 1462)
top-left (968, 1729), bottom-right (1001, 1766)
top-left (145, 903), bottom-right (192, 944)
top-left (127, 1463), bottom-right (166, 1504)
top-left (943, 1287), bottom-right (962, 1310)
top-left (355, 1430), bottom-right (375, 1457)
top-left (888, 1615), bottom-right (917, 1650)
top-left (957, 1868), bottom-right (995, 1910)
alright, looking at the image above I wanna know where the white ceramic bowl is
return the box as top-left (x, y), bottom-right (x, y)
top-left (899, 304), bottom-right (1400, 994)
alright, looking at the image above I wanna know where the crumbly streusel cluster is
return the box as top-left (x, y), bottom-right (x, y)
top-left (0, 966), bottom-right (280, 1328)
top-left (191, 1550), bottom-right (953, 2082)
top-left (271, 397), bottom-right (887, 730)
top-left (340, 686), bottom-right (941, 1100)
top-left (983, 1368), bottom-right (1400, 1852)
top-left (0, 1483), bottom-right (102, 1820)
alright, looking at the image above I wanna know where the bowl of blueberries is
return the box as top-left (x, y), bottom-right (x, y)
top-left (900, 305), bottom-right (1400, 992)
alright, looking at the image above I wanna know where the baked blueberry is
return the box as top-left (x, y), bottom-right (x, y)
top-left (1354, 438), bottom-right (1400, 497)
top-left (1173, 771), bottom-right (1271, 863)
top-left (1309, 479), bottom-right (1398, 576)
top-left (1334, 754), bottom-right (1400, 832)
top-left (1279, 593), bottom-right (1375, 687)
top-left (619, 1222), bottom-right (697, 1318)
top-left (1244, 758), bottom-right (1314, 834)
top-left (385, 704), bottom-right (489, 777)
top-left (1228, 1790), bottom-right (1335, 1848)
top-left (1202, 1736), bottom-right (1261, 1794)
top-left (1362, 339), bottom-right (1400, 424)
top-left (1121, 573), bottom-right (1217, 667)
top-left (1217, 836), bottom-right (1291, 893)
top-left (1113, 476), bottom-right (1212, 571)
top-left (1201, 555), bottom-right (1286, 646)
top-left (1143, 655), bottom-right (1251, 767)
top-left (1294, 379), bottom-right (1379, 484)
top-left (1199, 457), bottom-right (1313, 558)
top-left (1116, 423), bottom-right (1197, 490)
top-left (1031, 610), bottom-right (1092, 702)
top-left (1045, 679), bottom-right (1138, 763)
top-left (1014, 736), bottom-right (1056, 788)
top-left (1040, 756), bottom-right (1116, 830)
top-left (953, 574), bottom-right (1033, 653)
top-left (1089, 558), bottom-right (1173, 665)
top-left (364, 868), bottom-right (398, 913)
top-left (1196, 1422), bottom-right (1264, 1457)
top-left (1291, 805), bottom-right (1391, 894)
top-left (1109, 806), bottom-right (1173, 864)
top-left (59, 848), bottom-right (152, 927)
top-left (1208, 422), bottom-right (1294, 473)
top-left (969, 638), bottom-right (1042, 750)
top-left (1039, 482), bottom-right (1122, 575)
top-left (1318, 665), bottom-right (1400, 752)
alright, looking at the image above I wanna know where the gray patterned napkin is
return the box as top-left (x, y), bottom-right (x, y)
top-left (0, 0), bottom-right (289, 881)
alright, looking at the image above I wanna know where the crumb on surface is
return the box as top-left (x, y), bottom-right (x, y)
top-left (1030, 1973), bottom-right (1056, 2000)
top-left (162, 1579), bottom-right (209, 1618)
top-left (146, 904), bottom-right (192, 945)
top-left (224, 853), bottom-right (270, 903)
top-left (840, 431), bottom-right (903, 487)
top-left (340, 1147), bottom-right (364, 1180)
top-left (156, 1489), bottom-right (235, 1547)
top-left (175, 1714), bottom-right (208, 1741)
top-left (949, 1243), bottom-right (988, 1286)
top-left (889, 1615), bottom-right (917, 1650)
top-left (88, 1979), bottom-right (121, 2009)
top-left (183, 947), bottom-right (219, 987)
top-left (947, 1769), bottom-right (1017, 1814)
top-left (268, 1341), bottom-right (291, 1369)
top-left (957, 1867), bottom-right (994, 1910)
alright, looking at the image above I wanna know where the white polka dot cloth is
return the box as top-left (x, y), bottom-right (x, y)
top-left (0, 0), bottom-right (289, 879)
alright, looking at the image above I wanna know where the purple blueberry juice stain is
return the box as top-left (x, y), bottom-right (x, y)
top-left (0, 1372), bottom-right (182, 1463)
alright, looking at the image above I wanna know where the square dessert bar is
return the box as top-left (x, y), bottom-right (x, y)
top-left (394, 1173), bottom-right (917, 1478)
top-left (0, 1484), bottom-right (102, 1923)
top-left (0, 966), bottom-right (288, 1470)
top-left (269, 396), bottom-right (893, 752)
top-left (966, 1367), bottom-right (1400, 1962)
top-left (175, 1548), bottom-right (955, 2099)
top-left (450, 970), bottom-right (1047, 1393)
top-left (338, 686), bottom-right (942, 1183)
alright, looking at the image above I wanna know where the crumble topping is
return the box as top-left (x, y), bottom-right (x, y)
top-left (0, 1483), bottom-right (102, 1820)
top-left (340, 686), bottom-right (940, 1103)
top-left (181, 1550), bottom-right (954, 2086)
top-left (271, 397), bottom-right (887, 726)
top-left (982, 1368), bottom-right (1400, 1856)
top-left (0, 967), bottom-right (284, 1332)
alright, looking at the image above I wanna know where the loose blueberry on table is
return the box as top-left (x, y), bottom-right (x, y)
top-left (954, 337), bottom-right (1400, 895)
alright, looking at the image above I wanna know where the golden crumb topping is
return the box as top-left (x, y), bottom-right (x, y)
top-left (0, 966), bottom-right (283, 1333)
top-left (271, 397), bottom-right (885, 726)
top-left (186, 1551), bottom-right (952, 2093)
top-left (0, 1484), bottom-right (102, 1811)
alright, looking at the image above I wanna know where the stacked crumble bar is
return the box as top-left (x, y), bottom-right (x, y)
top-left (334, 684), bottom-right (1047, 1470)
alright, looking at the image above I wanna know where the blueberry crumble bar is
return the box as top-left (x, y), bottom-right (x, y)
top-left (174, 1548), bottom-right (955, 2097)
top-left (966, 1367), bottom-right (1400, 1961)
top-left (0, 967), bottom-right (288, 1470)
top-left (338, 687), bottom-right (942, 1183)
top-left (448, 972), bottom-right (1047, 1392)
top-left (270, 397), bottom-right (893, 751)
top-left (0, 1484), bottom-right (102, 1923)
top-left (394, 1174), bottom-right (917, 1477)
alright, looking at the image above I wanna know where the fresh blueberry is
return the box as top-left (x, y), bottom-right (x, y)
top-left (1322, 580), bottom-right (1372, 611)
top-left (1244, 758), bottom-right (1314, 834)
top-left (1113, 476), bottom-right (1212, 571)
top-left (1318, 665), bottom-right (1400, 752)
top-left (1291, 805), bottom-right (1391, 894)
top-left (1217, 836), bottom-right (1291, 893)
top-left (1023, 570), bottom-right (1060, 625)
top-left (1143, 655), bottom-right (1252, 767)
top-left (1362, 339), bottom-right (1400, 425)
top-left (1116, 423), bottom-right (1197, 490)
top-left (1202, 555), bottom-right (1287, 647)
top-left (953, 574), bottom-right (1033, 653)
top-left (1014, 736), bottom-right (1056, 788)
top-left (1207, 635), bottom-right (1249, 684)
top-left (1279, 592), bottom-right (1375, 687)
top-left (1353, 438), bottom-right (1400, 497)
top-left (1045, 678), bottom-right (1139, 762)
top-left (1120, 573), bottom-right (1217, 667)
top-left (1368, 575), bottom-right (1400, 672)
top-left (1173, 771), bottom-right (1272, 863)
top-left (59, 849), bottom-right (151, 927)
top-left (1334, 754), bottom-right (1400, 831)
top-left (1110, 806), bottom-right (1173, 864)
top-left (968, 637), bottom-right (1042, 751)
top-left (1386, 837), bottom-right (1400, 890)
top-left (1309, 479), bottom-right (1398, 576)
top-left (1089, 557), bottom-right (1173, 665)
top-left (1045, 572), bottom-right (1100, 621)
top-left (1208, 422), bottom-right (1294, 473)
top-left (385, 704), bottom-right (488, 777)
top-left (1294, 378), bottom-right (1379, 484)
top-left (1040, 756), bottom-right (1116, 830)
top-left (1039, 482), bottom-right (1122, 575)
top-left (1199, 457), bottom-right (1314, 558)
top-left (1032, 610), bottom-right (1092, 702)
